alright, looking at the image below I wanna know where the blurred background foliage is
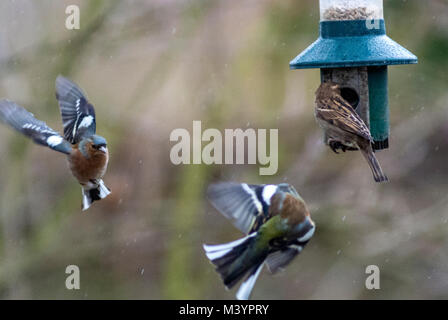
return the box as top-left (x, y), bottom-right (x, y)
top-left (0, 0), bottom-right (447, 299)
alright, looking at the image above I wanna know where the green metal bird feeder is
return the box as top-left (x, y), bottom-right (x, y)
top-left (290, 0), bottom-right (418, 150)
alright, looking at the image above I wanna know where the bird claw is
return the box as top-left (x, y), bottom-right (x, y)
top-left (329, 140), bottom-right (341, 154)
top-left (329, 140), bottom-right (358, 153)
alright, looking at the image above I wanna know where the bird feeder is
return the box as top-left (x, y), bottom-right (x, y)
top-left (290, 0), bottom-right (418, 150)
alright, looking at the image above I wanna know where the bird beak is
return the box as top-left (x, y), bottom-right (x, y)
top-left (99, 146), bottom-right (107, 153)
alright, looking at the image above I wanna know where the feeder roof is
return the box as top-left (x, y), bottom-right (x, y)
top-left (290, 20), bottom-right (418, 69)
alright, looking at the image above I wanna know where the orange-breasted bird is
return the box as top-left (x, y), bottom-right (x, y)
top-left (0, 75), bottom-right (110, 211)
top-left (203, 182), bottom-right (315, 300)
top-left (315, 82), bottom-right (388, 183)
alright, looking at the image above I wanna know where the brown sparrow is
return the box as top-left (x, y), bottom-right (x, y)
top-left (314, 82), bottom-right (388, 183)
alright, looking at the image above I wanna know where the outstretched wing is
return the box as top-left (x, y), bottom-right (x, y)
top-left (55, 75), bottom-right (96, 144)
top-left (207, 183), bottom-right (272, 234)
top-left (316, 95), bottom-right (372, 142)
top-left (266, 240), bottom-right (309, 274)
top-left (0, 100), bottom-right (72, 154)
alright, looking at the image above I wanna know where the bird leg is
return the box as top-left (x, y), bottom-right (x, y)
top-left (341, 145), bottom-right (358, 152)
top-left (328, 139), bottom-right (342, 154)
top-left (328, 139), bottom-right (358, 153)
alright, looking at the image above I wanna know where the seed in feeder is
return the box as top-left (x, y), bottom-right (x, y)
top-left (323, 6), bottom-right (375, 21)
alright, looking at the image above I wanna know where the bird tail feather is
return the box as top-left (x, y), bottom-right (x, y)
top-left (361, 147), bottom-right (388, 183)
top-left (203, 233), bottom-right (265, 300)
top-left (235, 263), bottom-right (264, 300)
top-left (81, 179), bottom-right (111, 211)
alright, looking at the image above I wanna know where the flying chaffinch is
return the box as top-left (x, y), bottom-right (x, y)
top-left (203, 182), bottom-right (315, 300)
top-left (0, 75), bottom-right (110, 211)
top-left (315, 82), bottom-right (388, 183)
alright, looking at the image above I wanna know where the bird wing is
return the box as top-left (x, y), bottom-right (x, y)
top-left (0, 100), bottom-right (72, 154)
top-left (207, 183), bottom-right (270, 234)
top-left (316, 95), bottom-right (372, 142)
top-left (55, 75), bottom-right (96, 144)
top-left (266, 241), bottom-right (309, 274)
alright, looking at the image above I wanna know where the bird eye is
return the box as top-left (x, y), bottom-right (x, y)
top-left (93, 144), bottom-right (106, 151)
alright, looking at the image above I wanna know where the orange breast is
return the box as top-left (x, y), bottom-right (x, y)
top-left (68, 147), bottom-right (108, 184)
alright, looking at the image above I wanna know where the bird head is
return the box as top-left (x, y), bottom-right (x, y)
top-left (87, 134), bottom-right (108, 154)
top-left (294, 215), bottom-right (315, 243)
top-left (315, 81), bottom-right (341, 100)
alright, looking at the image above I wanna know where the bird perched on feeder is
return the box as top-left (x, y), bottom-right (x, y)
top-left (314, 81), bottom-right (388, 183)
top-left (0, 76), bottom-right (110, 211)
top-left (203, 182), bottom-right (315, 300)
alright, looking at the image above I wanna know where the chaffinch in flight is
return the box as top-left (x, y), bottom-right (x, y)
top-left (0, 75), bottom-right (110, 211)
top-left (203, 182), bottom-right (315, 300)
top-left (315, 82), bottom-right (388, 183)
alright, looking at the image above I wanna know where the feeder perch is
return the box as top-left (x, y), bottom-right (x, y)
top-left (290, 0), bottom-right (418, 150)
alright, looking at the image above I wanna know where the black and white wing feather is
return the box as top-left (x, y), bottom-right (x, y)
top-left (55, 75), bottom-right (96, 144)
top-left (0, 100), bottom-right (72, 154)
top-left (266, 242), bottom-right (307, 274)
top-left (207, 183), bottom-right (275, 234)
